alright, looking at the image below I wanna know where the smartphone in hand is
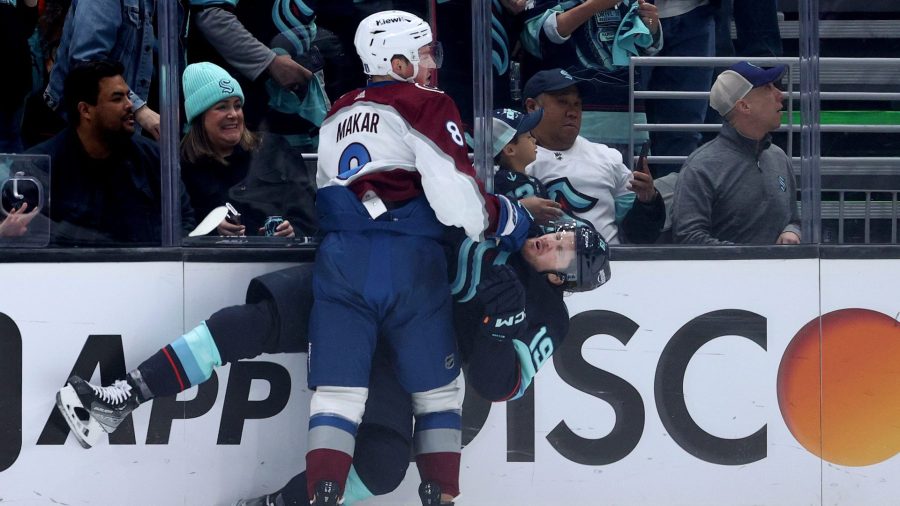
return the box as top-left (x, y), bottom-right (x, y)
top-left (636, 142), bottom-right (650, 171)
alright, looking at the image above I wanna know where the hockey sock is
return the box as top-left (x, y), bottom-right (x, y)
top-left (305, 437), bottom-right (355, 500)
top-left (411, 376), bottom-right (463, 498)
top-left (306, 386), bottom-right (367, 499)
top-left (413, 410), bottom-right (461, 498)
top-left (135, 322), bottom-right (222, 398)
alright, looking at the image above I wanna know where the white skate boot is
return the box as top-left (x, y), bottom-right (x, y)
top-left (55, 375), bottom-right (139, 448)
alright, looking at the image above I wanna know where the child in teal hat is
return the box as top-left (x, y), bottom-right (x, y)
top-left (491, 107), bottom-right (564, 226)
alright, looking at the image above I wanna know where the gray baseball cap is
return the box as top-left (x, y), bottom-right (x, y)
top-left (710, 61), bottom-right (787, 115)
top-left (491, 108), bottom-right (543, 157)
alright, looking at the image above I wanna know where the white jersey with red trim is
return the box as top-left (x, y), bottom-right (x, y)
top-left (317, 80), bottom-right (497, 241)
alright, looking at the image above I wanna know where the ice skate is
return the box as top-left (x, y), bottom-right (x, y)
top-left (419, 481), bottom-right (454, 506)
top-left (55, 375), bottom-right (139, 449)
top-left (233, 492), bottom-right (286, 506)
top-left (310, 480), bottom-right (341, 506)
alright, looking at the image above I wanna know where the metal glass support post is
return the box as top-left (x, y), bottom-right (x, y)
top-left (158, 0), bottom-right (182, 247)
top-left (472, 0), bottom-right (494, 193)
top-left (786, 65), bottom-right (794, 162)
top-left (798, 0), bottom-right (821, 244)
top-left (628, 60), bottom-right (636, 170)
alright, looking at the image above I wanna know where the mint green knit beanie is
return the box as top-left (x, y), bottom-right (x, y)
top-left (182, 62), bottom-right (245, 124)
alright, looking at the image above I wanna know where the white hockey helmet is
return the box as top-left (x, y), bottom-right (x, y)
top-left (354, 10), bottom-right (436, 82)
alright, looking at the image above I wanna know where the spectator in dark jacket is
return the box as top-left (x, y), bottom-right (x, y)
top-left (180, 62), bottom-right (317, 237)
top-left (25, 60), bottom-right (195, 246)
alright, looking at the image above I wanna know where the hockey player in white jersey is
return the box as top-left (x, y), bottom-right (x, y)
top-left (306, 10), bottom-right (532, 506)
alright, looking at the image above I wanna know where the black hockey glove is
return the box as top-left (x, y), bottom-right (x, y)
top-left (477, 264), bottom-right (527, 342)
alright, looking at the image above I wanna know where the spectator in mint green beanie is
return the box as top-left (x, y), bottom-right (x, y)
top-left (180, 62), bottom-right (314, 238)
top-left (182, 61), bottom-right (257, 166)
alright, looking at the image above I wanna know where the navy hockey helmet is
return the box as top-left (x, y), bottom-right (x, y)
top-left (550, 219), bottom-right (611, 292)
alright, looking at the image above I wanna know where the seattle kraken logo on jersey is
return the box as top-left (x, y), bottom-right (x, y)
top-left (271, 0), bottom-right (316, 57)
top-left (450, 238), bottom-right (509, 303)
top-left (545, 177), bottom-right (597, 230)
top-left (491, 0), bottom-right (510, 76)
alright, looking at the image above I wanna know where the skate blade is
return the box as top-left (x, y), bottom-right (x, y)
top-left (56, 385), bottom-right (104, 449)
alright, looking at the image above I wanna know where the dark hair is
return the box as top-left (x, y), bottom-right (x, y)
top-left (180, 116), bottom-right (260, 166)
top-left (63, 60), bottom-right (125, 124)
top-left (494, 133), bottom-right (524, 170)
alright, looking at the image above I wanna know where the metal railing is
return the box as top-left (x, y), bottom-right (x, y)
top-left (627, 56), bottom-right (900, 244)
top-left (820, 192), bottom-right (899, 244)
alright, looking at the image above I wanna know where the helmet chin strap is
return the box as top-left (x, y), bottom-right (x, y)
top-left (388, 61), bottom-right (419, 83)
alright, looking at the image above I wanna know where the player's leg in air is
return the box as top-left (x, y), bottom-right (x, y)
top-left (55, 265), bottom-right (313, 448)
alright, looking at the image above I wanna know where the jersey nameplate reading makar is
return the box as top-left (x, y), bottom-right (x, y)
top-left (336, 112), bottom-right (380, 142)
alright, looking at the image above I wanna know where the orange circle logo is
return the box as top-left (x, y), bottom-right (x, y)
top-left (778, 308), bottom-right (900, 466)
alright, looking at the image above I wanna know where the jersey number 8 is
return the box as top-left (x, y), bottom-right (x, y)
top-left (446, 121), bottom-right (464, 147)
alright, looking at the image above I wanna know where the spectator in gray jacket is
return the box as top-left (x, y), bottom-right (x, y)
top-left (671, 61), bottom-right (800, 245)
